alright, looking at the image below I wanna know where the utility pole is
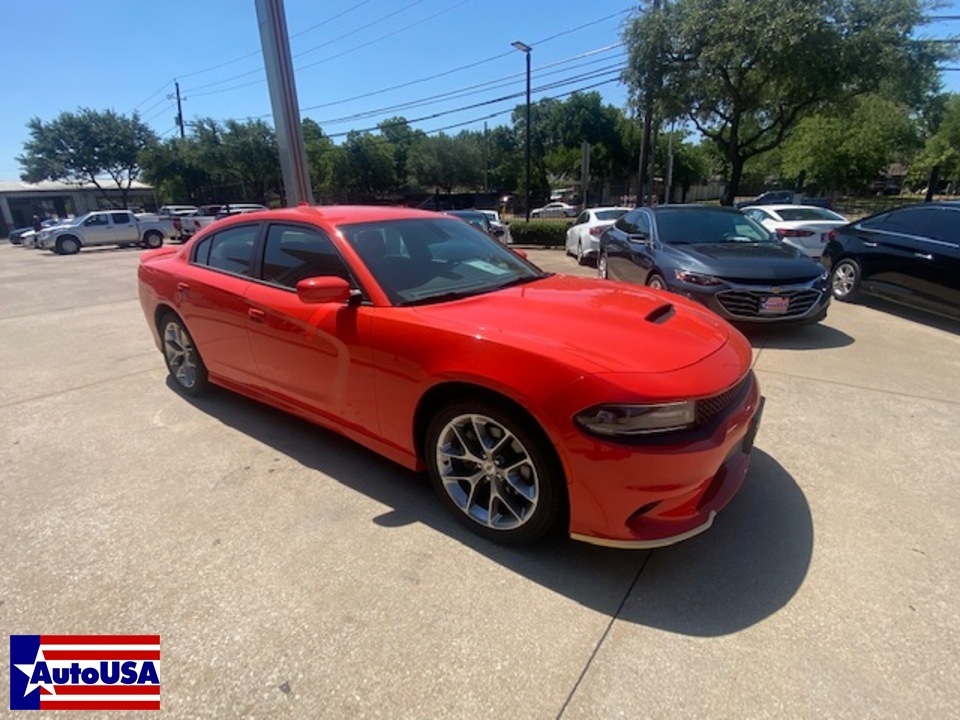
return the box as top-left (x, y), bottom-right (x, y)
top-left (513, 41), bottom-right (533, 221)
top-left (256, 0), bottom-right (314, 206)
top-left (170, 81), bottom-right (186, 139)
top-left (665, 122), bottom-right (674, 204)
top-left (637, 0), bottom-right (661, 207)
top-left (483, 121), bottom-right (488, 193)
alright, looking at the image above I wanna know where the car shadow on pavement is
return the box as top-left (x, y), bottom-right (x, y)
top-left (854, 296), bottom-right (960, 335)
top-left (744, 322), bottom-right (855, 351)
top-left (171, 380), bottom-right (812, 636)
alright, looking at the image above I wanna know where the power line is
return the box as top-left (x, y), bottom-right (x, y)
top-left (185, 7), bottom-right (630, 100)
top-left (130, 80), bottom-right (172, 114)
top-left (174, 0), bottom-right (376, 81)
top-left (309, 60), bottom-right (627, 126)
top-left (187, 0), bottom-right (431, 94)
top-left (326, 77), bottom-right (623, 142)
top-left (322, 72), bottom-right (624, 139)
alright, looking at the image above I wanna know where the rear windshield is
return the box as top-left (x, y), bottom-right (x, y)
top-left (595, 209), bottom-right (628, 221)
top-left (776, 207), bottom-right (844, 222)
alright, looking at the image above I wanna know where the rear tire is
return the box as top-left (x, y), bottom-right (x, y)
top-left (160, 312), bottom-right (209, 396)
top-left (143, 231), bottom-right (164, 249)
top-left (425, 400), bottom-right (564, 544)
top-left (831, 259), bottom-right (861, 301)
top-left (598, 252), bottom-right (609, 279)
top-left (647, 272), bottom-right (666, 290)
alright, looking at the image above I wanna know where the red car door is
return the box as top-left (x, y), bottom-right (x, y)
top-left (177, 223), bottom-right (262, 387)
top-left (242, 223), bottom-right (379, 434)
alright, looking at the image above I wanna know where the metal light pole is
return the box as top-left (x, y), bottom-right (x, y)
top-left (256, 0), bottom-right (314, 206)
top-left (512, 41), bottom-right (532, 221)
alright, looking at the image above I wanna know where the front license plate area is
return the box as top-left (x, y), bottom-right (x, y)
top-left (760, 296), bottom-right (790, 314)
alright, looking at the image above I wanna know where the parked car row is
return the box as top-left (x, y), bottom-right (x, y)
top-left (583, 201), bottom-right (958, 324)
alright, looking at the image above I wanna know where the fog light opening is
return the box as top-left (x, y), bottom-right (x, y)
top-left (626, 501), bottom-right (662, 530)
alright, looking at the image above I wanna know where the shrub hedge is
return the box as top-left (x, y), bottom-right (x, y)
top-left (507, 220), bottom-right (571, 247)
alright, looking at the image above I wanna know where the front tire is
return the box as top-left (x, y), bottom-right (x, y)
top-left (425, 400), bottom-right (564, 544)
top-left (647, 272), bottom-right (666, 290)
top-left (831, 259), bottom-right (861, 301)
top-left (143, 231), bottom-right (164, 249)
top-left (56, 236), bottom-right (81, 255)
top-left (598, 252), bottom-right (609, 279)
top-left (576, 240), bottom-right (586, 265)
top-left (160, 312), bottom-right (209, 396)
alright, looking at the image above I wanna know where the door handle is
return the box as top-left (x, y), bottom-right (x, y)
top-left (862, 241), bottom-right (878, 247)
top-left (914, 252), bottom-right (933, 260)
top-left (176, 282), bottom-right (189, 291)
top-left (247, 308), bottom-right (266, 323)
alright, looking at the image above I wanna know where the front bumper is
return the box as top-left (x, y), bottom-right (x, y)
top-left (670, 277), bottom-right (830, 324)
top-left (562, 374), bottom-right (763, 547)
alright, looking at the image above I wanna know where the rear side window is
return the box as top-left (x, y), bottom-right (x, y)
top-left (261, 224), bottom-right (351, 288)
top-left (922, 208), bottom-right (960, 245)
top-left (197, 225), bottom-right (259, 276)
top-left (861, 207), bottom-right (933, 234)
top-left (110, 212), bottom-right (132, 224)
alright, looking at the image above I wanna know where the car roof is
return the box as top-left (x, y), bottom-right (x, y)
top-left (750, 204), bottom-right (838, 212)
top-left (650, 204), bottom-right (744, 215)
top-left (214, 205), bottom-right (450, 226)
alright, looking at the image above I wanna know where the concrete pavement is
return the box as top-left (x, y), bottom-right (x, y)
top-left (1, 242), bottom-right (958, 718)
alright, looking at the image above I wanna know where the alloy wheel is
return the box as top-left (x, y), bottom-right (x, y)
top-left (434, 413), bottom-right (539, 531)
top-left (164, 320), bottom-right (200, 389)
top-left (832, 261), bottom-right (858, 299)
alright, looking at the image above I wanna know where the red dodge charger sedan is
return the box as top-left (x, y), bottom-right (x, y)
top-left (138, 205), bottom-right (762, 548)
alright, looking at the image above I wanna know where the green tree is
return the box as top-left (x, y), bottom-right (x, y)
top-left (330, 131), bottom-right (396, 199)
top-left (18, 108), bottom-right (157, 208)
top-left (782, 94), bottom-right (919, 192)
top-left (908, 93), bottom-right (960, 188)
top-left (409, 132), bottom-right (481, 193)
top-left (302, 118), bottom-right (334, 197)
top-left (377, 116), bottom-right (425, 190)
top-left (623, 0), bottom-right (948, 204)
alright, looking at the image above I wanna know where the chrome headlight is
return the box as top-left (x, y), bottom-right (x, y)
top-left (575, 401), bottom-right (696, 436)
top-left (675, 270), bottom-right (723, 286)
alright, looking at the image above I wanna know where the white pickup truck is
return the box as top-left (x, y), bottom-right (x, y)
top-left (38, 210), bottom-right (172, 255)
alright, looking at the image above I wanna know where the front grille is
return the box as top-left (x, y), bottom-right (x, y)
top-left (696, 373), bottom-right (752, 426)
top-left (716, 289), bottom-right (821, 318)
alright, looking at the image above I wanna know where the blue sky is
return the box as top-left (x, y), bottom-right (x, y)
top-left (1, 0), bottom-right (958, 180)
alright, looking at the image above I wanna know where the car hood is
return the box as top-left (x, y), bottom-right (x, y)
top-left (670, 242), bottom-right (822, 280)
top-left (411, 275), bottom-right (731, 374)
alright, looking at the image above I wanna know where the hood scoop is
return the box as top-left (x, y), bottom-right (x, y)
top-left (644, 303), bottom-right (675, 325)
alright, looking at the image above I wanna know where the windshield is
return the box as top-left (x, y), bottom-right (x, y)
top-left (776, 207), bottom-right (844, 222)
top-left (656, 209), bottom-right (774, 244)
top-left (341, 218), bottom-right (544, 306)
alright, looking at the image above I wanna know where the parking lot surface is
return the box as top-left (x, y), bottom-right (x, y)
top-left (2, 242), bottom-right (958, 719)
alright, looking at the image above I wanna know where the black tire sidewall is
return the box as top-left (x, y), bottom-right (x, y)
top-left (58, 236), bottom-right (80, 254)
top-left (424, 400), bottom-right (564, 544)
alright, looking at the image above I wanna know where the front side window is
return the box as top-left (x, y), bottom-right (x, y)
top-left (198, 224), bottom-right (259, 276)
top-left (261, 224), bottom-right (350, 288)
top-left (84, 214), bottom-right (108, 226)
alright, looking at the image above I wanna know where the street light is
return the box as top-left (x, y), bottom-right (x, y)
top-left (512, 41), bottom-right (532, 222)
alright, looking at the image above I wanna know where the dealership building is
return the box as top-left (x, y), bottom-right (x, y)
top-left (0, 180), bottom-right (156, 238)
